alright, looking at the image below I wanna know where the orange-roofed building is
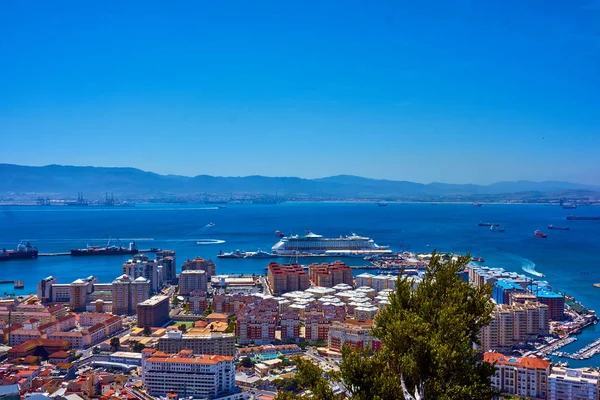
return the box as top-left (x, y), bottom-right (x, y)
top-left (484, 351), bottom-right (550, 400)
top-left (193, 320), bottom-right (208, 328)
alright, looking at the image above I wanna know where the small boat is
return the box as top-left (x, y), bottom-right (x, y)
top-left (207, 222), bottom-right (216, 227)
top-left (217, 249), bottom-right (246, 259)
top-left (275, 230), bottom-right (285, 238)
top-left (562, 204), bottom-right (577, 209)
top-left (534, 230), bottom-right (548, 238)
top-left (566, 214), bottom-right (600, 221)
top-left (471, 256), bottom-right (485, 263)
top-left (472, 203), bottom-right (482, 207)
top-left (245, 249), bottom-right (277, 259)
top-left (490, 225), bottom-right (505, 233)
top-left (378, 202), bottom-right (388, 207)
top-left (548, 225), bottom-right (569, 231)
top-left (478, 222), bottom-right (499, 227)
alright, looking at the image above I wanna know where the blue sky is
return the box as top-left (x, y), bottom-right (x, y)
top-left (1, 0), bottom-right (599, 184)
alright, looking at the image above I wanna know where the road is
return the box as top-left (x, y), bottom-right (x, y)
top-left (258, 276), bottom-right (272, 296)
top-left (247, 389), bottom-right (278, 399)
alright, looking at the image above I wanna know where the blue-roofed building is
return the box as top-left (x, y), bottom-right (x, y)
top-left (0, 384), bottom-right (20, 400)
top-left (492, 279), bottom-right (524, 305)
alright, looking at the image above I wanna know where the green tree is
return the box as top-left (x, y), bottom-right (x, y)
top-left (143, 325), bottom-right (152, 336)
top-left (172, 296), bottom-right (179, 306)
top-left (109, 337), bottom-right (120, 351)
top-left (279, 252), bottom-right (496, 400)
top-left (178, 323), bottom-right (187, 332)
top-left (130, 341), bottom-right (146, 353)
top-left (239, 356), bottom-right (254, 368)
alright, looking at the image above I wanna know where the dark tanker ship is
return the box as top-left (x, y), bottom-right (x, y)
top-left (0, 242), bottom-right (38, 261)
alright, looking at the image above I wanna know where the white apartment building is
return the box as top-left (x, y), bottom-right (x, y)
top-left (548, 367), bottom-right (599, 400)
top-left (142, 350), bottom-right (246, 399)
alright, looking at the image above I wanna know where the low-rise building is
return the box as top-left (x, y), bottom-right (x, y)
top-left (157, 329), bottom-right (235, 356)
top-left (327, 319), bottom-right (381, 352)
top-left (548, 366), bottom-right (599, 400)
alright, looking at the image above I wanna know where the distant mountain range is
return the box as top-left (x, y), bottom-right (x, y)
top-left (1, 164), bottom-right (598, 199)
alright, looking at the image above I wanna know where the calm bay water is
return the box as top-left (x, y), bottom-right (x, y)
top-left (1, 202), bottom-right (599, 366)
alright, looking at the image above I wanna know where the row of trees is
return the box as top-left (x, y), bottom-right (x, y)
top-left (276, 253), bottom-right (499, 400)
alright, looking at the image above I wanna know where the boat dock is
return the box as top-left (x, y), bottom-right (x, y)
top-left (0, 280), bottom-right (24, 289)
top-left (554, 338), bottom-right (600, 360)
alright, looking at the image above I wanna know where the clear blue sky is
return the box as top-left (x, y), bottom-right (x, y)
top-left (1, 0), bottom-right (599, 184)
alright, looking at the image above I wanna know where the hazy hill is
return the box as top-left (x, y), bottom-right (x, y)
top-left (1, 164), bottom-right (598, 198)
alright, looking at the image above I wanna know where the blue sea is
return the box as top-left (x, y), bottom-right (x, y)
top-left (1, 203), bottom-right (599, 366)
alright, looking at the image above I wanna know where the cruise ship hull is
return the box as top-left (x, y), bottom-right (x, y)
top-left (271, 231), bottom-right (391, 257)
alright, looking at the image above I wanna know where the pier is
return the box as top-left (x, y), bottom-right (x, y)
top-left (0, 280), bottom-right (24, 289)
top-left (39, 249), bottom-right (159, 257)
top-left (554, 338), bottom-right (600, 360)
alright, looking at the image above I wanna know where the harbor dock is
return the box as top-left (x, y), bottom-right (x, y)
top-left (39, 249), bottom-right (159, 257)
top-left (0, 280), bottom-right (24, 289)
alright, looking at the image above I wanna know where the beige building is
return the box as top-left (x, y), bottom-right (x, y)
top-left (485, 352), bottom-right (550, 400)
top-left (479, 302), bottom-right (549, 352)
top-left (69, 278), bottom-right (90, 312)
top-left (157, 329), bottom-right (235, 356)
top-left (181, 257), bottom-right (216, 278)
top-left (179, 270), bottom-right (207, 295)
top-left (111, 275), bottom-right (150, 315)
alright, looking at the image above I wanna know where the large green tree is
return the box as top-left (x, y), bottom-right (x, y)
top-left (276, 252), bottom-right (496, 400)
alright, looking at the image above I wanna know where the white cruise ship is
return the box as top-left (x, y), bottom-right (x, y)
top-left (271, 231), bottom-right (392, 257)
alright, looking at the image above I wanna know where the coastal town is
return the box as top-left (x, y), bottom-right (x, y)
top-left (1, 245), bottom-right (599, 400)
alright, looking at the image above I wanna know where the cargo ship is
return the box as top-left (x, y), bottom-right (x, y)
top-left (566, 214), bottom-right (600, 221)
top-left (548, 225), bottom-right (569, 231)
top-left (71, 241), bottom-right (138, 256)
top-left (534, 230), bottom-right (548, 238)
top-left (271, 230), bottom-right (391, 256)
top-left (0, 242), bottom-right (38, 261)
